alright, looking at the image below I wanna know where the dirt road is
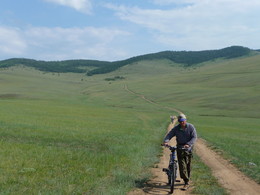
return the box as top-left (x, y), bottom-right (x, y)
top-left (128, 122), bottom-right (260, 195)
top-left (128, 122), bottom-right (189, 195)
top-left (125, 84), bottom-right (260, 195)
top-left (195, 139), bottom-right (260, 195)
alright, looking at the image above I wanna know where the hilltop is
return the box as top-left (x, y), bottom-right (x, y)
top-left (0, 46), bottom-right (256, 76)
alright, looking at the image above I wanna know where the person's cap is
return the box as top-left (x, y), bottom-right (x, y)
top-left (178, 114), bottom-right (187, 122)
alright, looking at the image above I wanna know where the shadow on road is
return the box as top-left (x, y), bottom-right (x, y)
top-left (133, 179), bottom-right (185, 195)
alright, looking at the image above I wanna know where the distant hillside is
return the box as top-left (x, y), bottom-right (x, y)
top-left (87, 46), bottom-right (252, 76)
top-left (0, 46), bottom-right (253, 76)
top-left (0, 58), bottom-right (110, 73)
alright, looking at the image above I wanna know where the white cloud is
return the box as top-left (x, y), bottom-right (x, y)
top-left (0, 27), bottom-right (27, 55)
top-left (105, 0), bottom-right (260, 50)
top-left (106, 1), bottom-right (260, 32)
top-left (43, 0), bottom-right (92, 14)
top-left (0, 26), bottom-right (131, 61)
top-left (26, 26), bottom-right (130, 59)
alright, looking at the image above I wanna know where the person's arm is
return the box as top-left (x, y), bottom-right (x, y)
top-left (187, 125), bottom-right (197, 147)
top-left (163, 127), bottom-right (176, 144)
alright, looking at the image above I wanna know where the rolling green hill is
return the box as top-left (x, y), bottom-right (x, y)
top-left (0, 48), bottom-right (259, 194)
top-left (0, 46), bottom-right (253, 76)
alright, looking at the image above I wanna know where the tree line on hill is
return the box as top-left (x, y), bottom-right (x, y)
top-left (0, 58), bottom-right (110, 73)
top-left (0, 46), bottom-right (253, 76)
top-left (87, 46), bottom-right (252, 75)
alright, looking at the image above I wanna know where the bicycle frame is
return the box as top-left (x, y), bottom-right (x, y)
top-left (162, 145), bottom-right (180, 194)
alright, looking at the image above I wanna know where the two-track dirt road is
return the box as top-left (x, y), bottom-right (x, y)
top-left (125, 84), bottom-right (260, 195)
top-left (128, 122), bottom-right (190, 195)
top-left (128, 122), bottom-right (260, 195)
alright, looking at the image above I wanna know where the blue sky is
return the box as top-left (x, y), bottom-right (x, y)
top-left (0, 0), bottom-right (259, 61)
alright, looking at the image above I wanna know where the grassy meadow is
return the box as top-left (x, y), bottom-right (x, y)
top-left (0, 67), bottom-right (171, 194)
top-left (118, 55), bottom-right (260, 182)
top-left (0, 54), bottom-right (259, 194)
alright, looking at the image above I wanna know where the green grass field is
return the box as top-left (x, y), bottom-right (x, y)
top-left (0, 54), bottom-right (259, 194)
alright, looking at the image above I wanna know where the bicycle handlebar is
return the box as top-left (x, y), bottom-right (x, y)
top-left (161, 144), bottom-right (187, 151)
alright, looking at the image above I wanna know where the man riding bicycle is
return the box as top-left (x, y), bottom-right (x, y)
top-left (163, 114), bottom-right (197, 190)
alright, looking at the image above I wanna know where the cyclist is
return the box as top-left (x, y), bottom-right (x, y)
top-left (163, 114), bottom-right (197, 190)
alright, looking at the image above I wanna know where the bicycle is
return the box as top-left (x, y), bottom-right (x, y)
top-left (162, 144), bottom-right (185, 194)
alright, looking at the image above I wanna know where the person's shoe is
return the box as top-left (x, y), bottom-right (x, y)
top-left (182, 183), bottom-right (189, 191)
top-left (183, 179), bottom-right (189, 184)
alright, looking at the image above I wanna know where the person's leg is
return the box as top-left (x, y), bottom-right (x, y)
top-left (187, 153), bottom-right (192, 179)
top-left (177, 150), bottom-right (189, 183)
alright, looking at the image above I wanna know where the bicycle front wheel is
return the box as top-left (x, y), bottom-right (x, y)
top-left (170, 163), bottom-right (177, 193)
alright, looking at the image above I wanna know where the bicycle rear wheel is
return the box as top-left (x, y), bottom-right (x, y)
top-left (170, 163), bottom-right (177, 193)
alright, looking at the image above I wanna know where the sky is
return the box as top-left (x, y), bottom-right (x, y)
top-left (0, 0), bottom-right (259, 61)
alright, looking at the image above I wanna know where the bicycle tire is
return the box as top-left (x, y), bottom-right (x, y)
top-left (170, 163), bottom-right (177, 193)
